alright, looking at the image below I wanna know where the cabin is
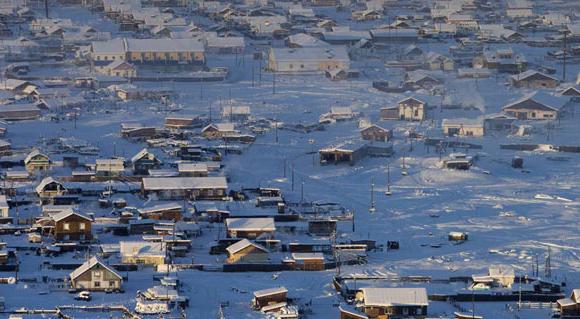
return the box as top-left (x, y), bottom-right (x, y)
top-left (95, 158), bottom-right (125, 177)
top-left (355, 287), bottom-right (428, 319)
top-left (69, 256), bottom-right (122, 291)
top-left (510, 70), bottom-right (559, 88)
top-left (472, 265), bottom-right (515, 289)
top-left (0, 195), bottom-right (8, 220)
top-left (388, 97), bottom-right (426, 121)
top-left (480, 49), bottom-right (527, 73)
top-left (557, 289), bottom-right (580, 319)
top-left (424, 52), bottom-right (454, 71)
top-left (99, 60), bottom-right (137, 78)
top-left (226, 239), bottom-right (269, 264)
top-left (308, 219), bottom-right (337, 236)
top-left (442, 118), bottom-right (485, 137)
top-left (0, 103), bottom-right (41, 120)
top-left (177, 163), bottom-right (209, 177)
top-left (443, 153), bottom-right (473, 170)
top-left (201, 123), bottom-right (236, 139)
top-left (225, 217), bottom-right (276, 239)
top-left (267, 47), bottom-right (350, 73)
top-left (252, 287), bottom-right (288, 310)
top-left (50, 209), bottom-right (92, 242)
top-left (131, 148), bottom-right (161, 175)
top-left (139, 203), bottom-right (182, 221)
top-left (291, 253), bottom-right (324, 271)
top-left (120, 241), bottom-right (166, 265)
top-left (141, 177), bottom-right (228, 200)
top-left (25, 150), bottom-right (51, 172)
top-left (165, 117), bottom-right (196, 129)
top-left (502, 93), bottom-right (567, 120)
top-left (36, 177), bottom-right (67, 198)
top-left (221, 106), bottom-right (250, 121)
top-left (360, 125), bottom-right (391, 142)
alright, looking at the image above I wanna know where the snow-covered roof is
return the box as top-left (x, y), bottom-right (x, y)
top-left (35, 176), bottom-right (64, 194)
top-left (503, 92), bottom-right (569, 111)
top-left (489, 265), bottom-right (515, 277)
top-left (361, 287), bottom-right (428, 307)
top-left (120, 241), bottom-right (165, 256)
top-left (139, 202), bottom-right (182, 214)
top-left (142, 176), bottom-right (228, 190)
top-left (291, 252), bottom-right (324, 260)
top-left (253, 287), bottom-right (287, 298)
top-left (270, 46), bottom-right (349, 63)
top-left (226, 238), bottom-right (269, 255)
top-left (442, 117), bottom-right (484, 127)
top-left (50, 209), bottom-right (91, 223)
top-left (70, 256), bottom-right (122, 281)
top-left (287, 33), bottom-right (330, 48)
top-left (226, 217), bottom-right (276, 232)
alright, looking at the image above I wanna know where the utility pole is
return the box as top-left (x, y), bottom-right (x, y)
top-left (369, 178), bottom-right (376, 213)
top-left (563, 30), bottom-right (568, 82)
top-left (45, 0), bottom-right (49, 18)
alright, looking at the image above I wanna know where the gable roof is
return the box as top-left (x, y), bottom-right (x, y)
top-left (35, 176), bottom-right (65, 194)
top-left (503, 92), bottom-right (569, 111)
top-left (25, 149), bottom-right (49, 164)
top-left (50, 209), bottom-right (92, 223)
top-left (511, 70), bottom-right (558, 82)
top-left (226, 238), bottom-right (269, 255)
top-left (70, 256), bottom-right (122, 281)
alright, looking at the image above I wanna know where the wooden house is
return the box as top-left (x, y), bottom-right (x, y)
top-left (36, 177), bottom-right (67, 198)
top-left (131, 148), bottom-right (161, 175)
top-left (95, 158), bottom-right (125, 177)
top-left (120, 241), bottom-right (166, 265)
top-left (397, 97), bottom-right (426, 121)
top-left (291, 253), bottom-right (324, 271)
top-left (0, 103), bottom-right (41, 121)
top-left (69, 256), bottom-right (122, 291)
top-left (225, 217), bottom-right (276, 239)
top-left (502, 93), bottom-right (567, 120)
top-left (510, 70), bottom-right (559, 89)
top-left (267, 47), bottom-right (350, 73)
top-left (557, 289), bottom-right (580, 319)
top-left (99, 60), bottom-right (136, 78)
top-left (25, 150), bottom-right (51, 172)
top-left (308, 219), bottom-right (337, 236)
top-left (252, 287), bottom-right (288, 310)
top-left (355, 287), bottom-right (428, 319)
top-left (165, 117), bottom-right (196, 129)
top-left (442, 118), bottom-right (485, 137)
top-left (221, 106), bottom-right (250, 122)
top-left (177, 163), bottom-right (209, 177)
top-left (50, 209), bottom-right (92, 242)
top-left (138, 203), bottom-right (182, 221)
top-left (201, 123), bottom-right (236, 139)
top-left (225, 239), bottom-right (269, 264)
top-left (0, 195), bottom-right (9, 219)
top-left (141, 177), bottom-right (228, 200)
top-left (360, 125), bottom-right (391, 142)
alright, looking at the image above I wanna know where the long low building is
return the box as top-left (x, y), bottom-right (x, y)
top-left (267, 46), bottom-right (350, 73)
top-left (141, 176), bottom-right (227, 200)
top-left (91, 38), bottom-right (205, 66)
top-left (0, 103), bottom-right (41, 120)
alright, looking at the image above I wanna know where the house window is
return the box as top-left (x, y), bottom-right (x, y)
top-left (63, 223), bottom-right (70, 230)
top-left (80, 223), bottom-right (86, 230)
top-left (414, 109), bottom-right (419, 116)
top-left (109, 280), bottom-right (116, 287)
top-left (94, 281), bottom-right (100, 287)
top-left (531, 112), bottom-right (536, 118)
top-left (289, 64), bottom-right (293, 69)
top-left (93, 271), bottom-right (100, 277)
top-left (300, 64), bottom-right (304, 69)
